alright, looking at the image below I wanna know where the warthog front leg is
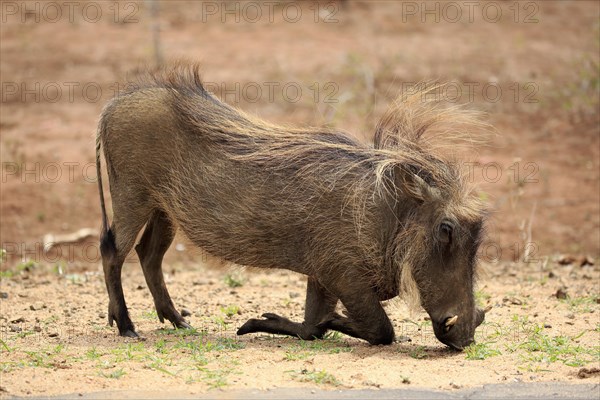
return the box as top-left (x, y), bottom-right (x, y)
top-left (316, 289), bottom-right (394, 345)
top-left (237, 277), bottom-right (337, 340)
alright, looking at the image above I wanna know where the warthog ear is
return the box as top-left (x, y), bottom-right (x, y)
top-left (396, 165), bottom-right (441, 202)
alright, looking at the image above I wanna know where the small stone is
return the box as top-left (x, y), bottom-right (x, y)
top-left (10, 316), bottom-right (25, 323)
top-left (544, 323), bottom-right (552, 329)
top-left (577, 367), bottom-right (600, 379)
top-left (580, 256), bottom-right (594, 267)
top-left (503, 296), bottom-right (523, 305)
top-left (34, 325), bottom-right (41, 332)
top-left (548, 271), bottom-right (556, 278)
top-left (289, 292), bottom-right (300, 299)
top-left (450, 382), bottom-right (462, 389)
top-left (557, 255), bottom-right (576, 265)
top-left (395, 335), bottom-right (412, 343)
top-left (566, 313), bottom-right (575, 319)
top-left (9, 324), bottom-right (22, 332)
top-left (181, 308), bottom-right (192, 317)
top-left (48, 331), bottom-right (59, 338)
top-left (0, 292), bottom-right (8, 299)
top-left (555, 288), bottom-right (568, 300)
top-left (30, 301), bottom-right (45, 311)
top-left (136, 285), bottom-right (144, 290)
top-left (569, 271), bottom-right (580, 279)
top-left (98, 312), bottom-right (106, 319)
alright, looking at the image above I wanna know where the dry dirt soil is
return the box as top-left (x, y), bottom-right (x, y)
top-left (0, 0), bottom-right (599, 397)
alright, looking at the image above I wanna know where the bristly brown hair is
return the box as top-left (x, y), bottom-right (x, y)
top-left (374, 82), bottom-right (492, 155)
top-left (107, 64), bottom-right (489, 311)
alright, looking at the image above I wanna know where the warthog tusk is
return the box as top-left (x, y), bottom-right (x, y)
top-left (483, 305), bottom-right (493, 314)
top-left (445, 315), bottom-right (458, 327)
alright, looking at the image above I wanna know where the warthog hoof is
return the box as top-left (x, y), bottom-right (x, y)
top-left (173, 320), bottom-right (193, 330)
top-left (121, 329), bottom-right (139, 338)
top-left (236, 313), bottom-right (281, 335)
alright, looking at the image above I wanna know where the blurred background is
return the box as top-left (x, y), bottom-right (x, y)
top-left (1, 0), bottom-right (598, 272)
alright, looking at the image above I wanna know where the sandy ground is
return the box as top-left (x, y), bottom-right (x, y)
top-left (0, 257), bottom-right (598, 397)
top-left (1, 0), bottom-right (599, 397)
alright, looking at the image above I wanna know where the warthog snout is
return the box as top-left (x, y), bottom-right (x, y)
top-left (432, 307), bottom-right (488, 351)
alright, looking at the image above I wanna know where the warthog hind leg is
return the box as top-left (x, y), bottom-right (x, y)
top-left (135, 210), bottom-right (191, 330)
top-left (102, 206), bottom-right (149, 337)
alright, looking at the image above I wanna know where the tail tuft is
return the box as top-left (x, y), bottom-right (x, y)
top-left (99, 227), bottom-right (117, 263)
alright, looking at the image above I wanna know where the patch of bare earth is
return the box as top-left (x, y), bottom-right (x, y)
top-left (0, 257), bottom-right (598, 396)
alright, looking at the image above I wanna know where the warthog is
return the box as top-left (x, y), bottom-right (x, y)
top-left (96, 64), bottom-right (489, 350)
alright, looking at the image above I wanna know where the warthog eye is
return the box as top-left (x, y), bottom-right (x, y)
top-left (439, 222), bottom-right (453, 244)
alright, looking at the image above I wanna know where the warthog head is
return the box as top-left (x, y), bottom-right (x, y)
top-left (375, 87), bottom-right (490, 350)
top-left (398, 171), bottom-right (486, 350)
